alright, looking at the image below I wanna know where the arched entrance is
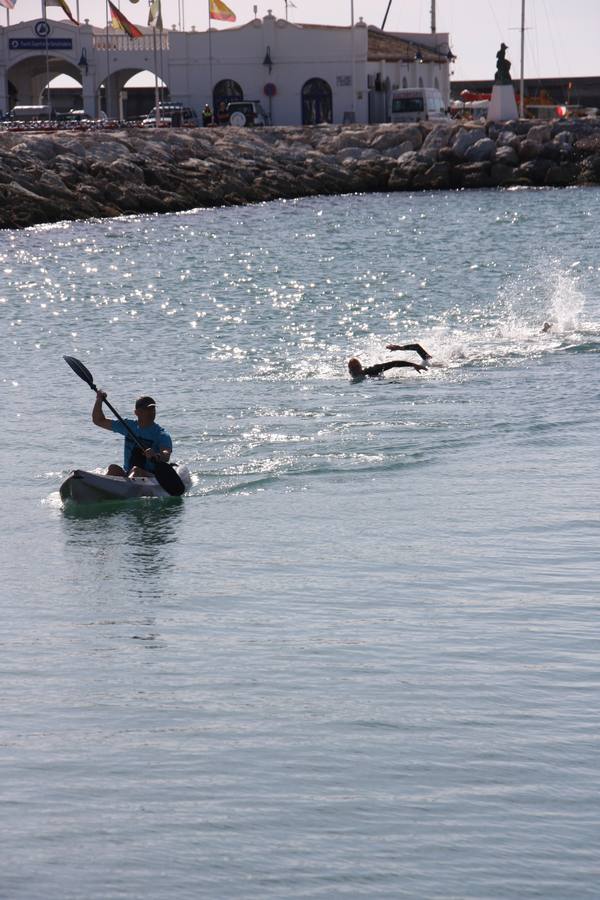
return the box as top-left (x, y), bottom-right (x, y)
top-left (213, 78), bottom-right (242, 122)
top-left (301, 78), bottom-right (332, 125)
top-left (7, 54), bottom-right (83, 114)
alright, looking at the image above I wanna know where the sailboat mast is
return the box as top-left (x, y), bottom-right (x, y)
top-left (519, 0), bottom-right (525, 117)
top-left (431, 0), bottom-right (436, 34)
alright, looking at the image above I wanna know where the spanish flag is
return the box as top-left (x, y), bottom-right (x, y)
top-left (45, 0), bottom-right (78, 24)
top-left (108, 0), bottom-right (143, 38)
top-left (209, 0), bottom-right (236, 22)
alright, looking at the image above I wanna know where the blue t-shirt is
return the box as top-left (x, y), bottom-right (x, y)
top-left (111, 419), bottom-right (173, 473)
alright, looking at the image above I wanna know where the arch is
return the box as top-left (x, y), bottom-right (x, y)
top-left (418, 76), bottom-right (424, 88)
top-left (434, 76), bottom-right (440, 90)
top-left (213, 78), bottom-right (243, 122)
top-left (402, 76), bottom-right (408, 89)
top-left (301, 77), bottom-right (332, 125)
top-left (7, 54), bottom-right (82, 111)
top-left (98, 66), bottom-right (170, 119)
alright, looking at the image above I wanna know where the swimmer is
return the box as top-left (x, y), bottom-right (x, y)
top-left (348, 357), bottom-right (427, 380)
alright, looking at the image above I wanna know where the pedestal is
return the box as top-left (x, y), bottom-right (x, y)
top-left (487, 83), bottom-right (518, 123)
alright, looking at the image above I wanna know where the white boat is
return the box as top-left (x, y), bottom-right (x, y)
top-left (60, 465), bottom-right (192, 505)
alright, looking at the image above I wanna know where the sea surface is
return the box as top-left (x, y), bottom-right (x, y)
top-left (2, 186), bottom-right (600, 899)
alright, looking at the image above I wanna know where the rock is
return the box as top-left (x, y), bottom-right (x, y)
top-left (451, 126), bottom-right (485, 160)
top-left (421, 124), bottom-right (455, 155)
top-left (545, 164), bottom-right (578, 186)
top-left (490, 163), bottom-right (516, 186)
top-left (579, 153), bottom-right (600, 182)
top-left (538, 141), bottom-right (563, 163)
top-left (519, 139), bottom-right (542, 161)
top-left (554, 130), bottom-right (574, 145)
top-left (464, 138), bottom-right (496, 163)
top-left (335, 129), bottom-right (370, 150)
top-left (394, 124), bottom-right (423, 150)
top-left (527, 123), bottom-right (553, 143)
top-left (420, 161), bottom-right (451, 190)
top-left (516, 158), bottom-right (553, 183)
top-left (496, 130), bottom-right (520, 150)
top-left (494, 145), bottom-right (519, 166)
top-left (453, 162), bottom-right (494, 189)
top-left (370, 128), bottom-right (411, 151)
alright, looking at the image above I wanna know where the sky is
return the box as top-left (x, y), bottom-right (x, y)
top-left (6, 0), bottom-right (599, 81)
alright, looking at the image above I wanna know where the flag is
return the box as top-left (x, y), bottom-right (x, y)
top-left (209, 0), bottom-right (236, 22)
top-left (0, 0), bottom-right (16, 10)
top-left (108, 0), bottom-right (143, 38)
top-left (45, 0), bottom-right (78, 25)
top-left (148, 0), bottom-right (162, 28)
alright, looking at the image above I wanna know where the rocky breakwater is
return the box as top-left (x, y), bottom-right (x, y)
top-left (1, 118), bottom-right (600, 228)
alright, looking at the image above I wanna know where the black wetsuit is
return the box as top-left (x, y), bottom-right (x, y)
top-left (361, 361), bottom-right (425, 377)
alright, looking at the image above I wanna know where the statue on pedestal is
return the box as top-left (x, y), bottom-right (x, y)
top-left (494, 43), bottom-right (512, 85)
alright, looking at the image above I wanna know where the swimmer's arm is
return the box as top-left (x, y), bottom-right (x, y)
top-left (386, 343), bottom-right (432, 361)
top-left (365, 361), bottom-right (427, 376)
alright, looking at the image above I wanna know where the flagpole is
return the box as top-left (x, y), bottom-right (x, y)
top-left (43, 0), bottom-right (52, 121)
top-left (105, 0), bottom-right (111, 118)
top-left (207, 0), bottom-right (213, 112)
top-left (152, 25), bottom-right (160, 127)
top-left (519, 0), bottom-right (525, 118)
top-left (350, 0), bottom-right (355, 119)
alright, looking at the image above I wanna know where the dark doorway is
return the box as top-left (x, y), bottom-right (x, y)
top-left (301, 78), bottom-right (332, 125)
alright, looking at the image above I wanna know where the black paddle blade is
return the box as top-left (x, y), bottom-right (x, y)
top-left (64, 355), bottom-right (97, 391)
top-left (154, 460), bottom-right (186, 496)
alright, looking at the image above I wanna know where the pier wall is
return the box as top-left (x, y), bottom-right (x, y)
top-left (1, 119), bottom-right (600, 229)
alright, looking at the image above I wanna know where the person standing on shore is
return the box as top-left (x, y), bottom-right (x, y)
top-left (202, 104), bottom-right (213, 126)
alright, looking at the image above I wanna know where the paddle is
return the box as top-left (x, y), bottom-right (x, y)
top-left (63, 355), bottom-right (186, 496)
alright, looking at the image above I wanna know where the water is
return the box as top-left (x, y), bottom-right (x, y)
top-left (2, 186), bottom-right (600, 898)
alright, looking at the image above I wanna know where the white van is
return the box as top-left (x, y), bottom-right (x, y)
top-left (390, 88), bottom-right (448, 123)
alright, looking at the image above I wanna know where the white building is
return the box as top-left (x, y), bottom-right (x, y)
top-left (0, 12), bottom-right (453, 124)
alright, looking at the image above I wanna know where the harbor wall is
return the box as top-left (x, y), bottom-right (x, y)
top-left (1, 119), bottom-right (600, 229)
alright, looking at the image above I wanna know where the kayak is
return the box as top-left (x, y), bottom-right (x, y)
top-left (60, 465), bottom-right (192, 505)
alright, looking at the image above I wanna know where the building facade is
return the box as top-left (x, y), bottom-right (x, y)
top-left (0, 12), bottom-right (453, 124)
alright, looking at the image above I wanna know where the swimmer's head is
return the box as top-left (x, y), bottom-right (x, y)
top-left (348, 358), bottom-right (363, 377)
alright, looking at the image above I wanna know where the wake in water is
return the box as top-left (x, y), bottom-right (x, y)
top-left (346, 262), bottom-right (600, 376)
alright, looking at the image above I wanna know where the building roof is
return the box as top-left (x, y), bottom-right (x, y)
top-left (367, 26), bottom-right (451, 64)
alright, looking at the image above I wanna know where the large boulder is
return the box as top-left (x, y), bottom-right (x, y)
top-left (516, 158), bottom-right (553, 183)
top-left (490, 163), bottom-right (516, 186)
top-left (451, 127), bottom-right (486, 160)
top-left (545, 164), bottom-right (578, 186)
top-left (496, 130), bottom-right (520, 150)
top-left (494, 145), bottom-right (519, 166)
top-left (421, 124), bottom-right (456, 156)
top-left (464, 138), bottom-right (496, 163)
top-left (453, 161), bottom-right (494, 189)
top-left (526, 123), bottom-right (553, 144)
top-left (579, 153), bottom-right (600, 183)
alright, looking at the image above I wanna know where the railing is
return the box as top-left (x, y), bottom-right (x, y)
top-left (93, 33), bottom-right (169, 52)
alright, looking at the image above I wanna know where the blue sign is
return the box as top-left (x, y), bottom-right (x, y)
top-left (9, 38), bottom-right (73, 50)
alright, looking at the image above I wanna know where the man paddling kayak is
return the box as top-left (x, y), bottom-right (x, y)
top-left (92, 391), bottom-right (173, 478)
top-left (348, 342), bottom-right (431, 380)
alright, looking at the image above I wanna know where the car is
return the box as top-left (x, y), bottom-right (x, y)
top-left (226, 100), bottom-right (268, 127)
top-left (141, 103), bottom-right (198, 127)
